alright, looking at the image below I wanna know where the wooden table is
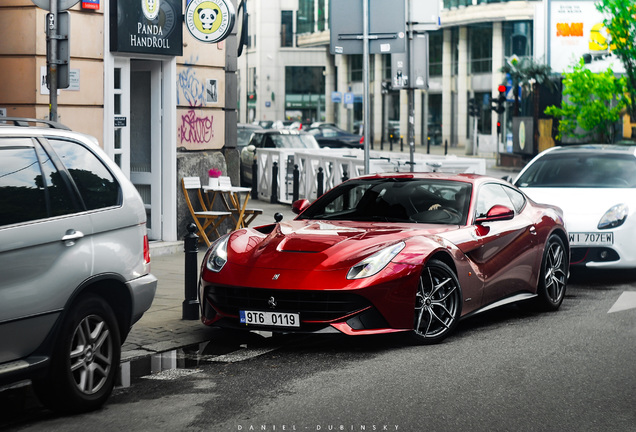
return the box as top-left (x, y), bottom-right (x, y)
top-left (202, 185), bottom-right (253, 230)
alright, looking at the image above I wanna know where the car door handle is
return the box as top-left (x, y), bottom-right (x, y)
top-left (62, 229), bottom-right (84, 246)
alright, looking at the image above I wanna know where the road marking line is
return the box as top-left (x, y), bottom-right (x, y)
top-left (608, 291), bottom-right (636, 313)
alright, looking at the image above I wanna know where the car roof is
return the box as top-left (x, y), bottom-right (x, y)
top-left (541, 144), bottom-right (636, 157)
top-left (238, 123), bottom-right (263, 130)
top-left (253, 129), bottom-right (308, 136)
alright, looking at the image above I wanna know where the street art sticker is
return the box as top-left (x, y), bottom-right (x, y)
top-left (206, 79), bottom-right (218, 103)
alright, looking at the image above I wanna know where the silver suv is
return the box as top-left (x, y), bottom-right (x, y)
top-left (0, 118), bottom-right (157, 413)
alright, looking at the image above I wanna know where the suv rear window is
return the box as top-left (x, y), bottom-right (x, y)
top-left (49, 139), bottom-right (121, 209)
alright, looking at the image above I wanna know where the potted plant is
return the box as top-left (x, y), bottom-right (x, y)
top-left (208, 168), bottom-right (222, 187)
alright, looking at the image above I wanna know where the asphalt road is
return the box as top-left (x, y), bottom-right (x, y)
top-left (1, 267), bottom-right (635, 432)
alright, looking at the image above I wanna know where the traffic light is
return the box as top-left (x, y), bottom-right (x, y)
top-left (497, 121), bottom-right (501, 135)
top-left (492, 85), bottom-right (507, 114)
top-left (468, 98), bottom-right (480, 117)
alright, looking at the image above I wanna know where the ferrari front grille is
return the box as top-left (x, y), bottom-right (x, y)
top-left (205, 286), bottom-right (371, 322)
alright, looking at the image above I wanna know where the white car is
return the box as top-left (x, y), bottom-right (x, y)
top-left (514, 144), bottom-right (636, 269)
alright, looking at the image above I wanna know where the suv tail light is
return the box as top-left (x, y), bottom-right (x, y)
top-left (143, 234), bottom-right (151, 265)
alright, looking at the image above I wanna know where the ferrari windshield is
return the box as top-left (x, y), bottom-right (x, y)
top-left (298, 178), bottom-right (472, 225)
top-left (516, 153), bottom-right (636, 188)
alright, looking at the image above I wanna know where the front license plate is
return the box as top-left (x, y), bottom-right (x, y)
top-left (240, 310), bottom-right (300, 327)
top-left (568, 232), bottom-right (614, 246)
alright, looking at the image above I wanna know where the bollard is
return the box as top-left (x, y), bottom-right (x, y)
top-left (182, 223), bottom-right (200, 320)
top-left (292, 164), bottom-right (299, 202)
top-left (317, 167), bottom-right (324, 197)
top-left (342, 168), bottom-right (349, 183)
top-left (444, 139), bottom-right (448, 155)
top-left (400, 137), bottom-right (404, 152)
top-left (251, 159), bottom-right (258, 198)
top-left (271, 161), bottom-right (279, 204)
top-left (427, 137), bottom-right (431, 154)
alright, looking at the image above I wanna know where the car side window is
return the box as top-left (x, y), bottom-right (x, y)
top-left (475, 183), bottom-right (515, 219)
top-left (0, 139), bottom-right (76, 226)
top-left (250, 133), bottom-right (264, 148)
top-left (502, 185), bottom-right (526, 213)
top-left (48, 139), bottom-right (121, 210)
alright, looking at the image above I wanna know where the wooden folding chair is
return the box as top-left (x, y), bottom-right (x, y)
top-left (218, 176), bottom-right (263, 228)
top-left (181, 177), bottom-right (231, 247)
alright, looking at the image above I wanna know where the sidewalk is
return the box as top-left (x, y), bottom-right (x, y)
top-left (121, 146), bottom-right (521, 361)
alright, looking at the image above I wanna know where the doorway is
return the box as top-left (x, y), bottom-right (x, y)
top-left (130, 60), bottom-right (162, 240)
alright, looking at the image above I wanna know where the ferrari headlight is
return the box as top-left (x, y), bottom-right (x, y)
top-left (206, 235), bottom-right (229, 272)
top-left (598, 204), bottom-right (628, 229)
top-left (347, 242), bottom-right (405, 280)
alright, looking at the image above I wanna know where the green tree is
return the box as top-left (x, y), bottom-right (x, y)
top-left (500, 56), bottom-right (554, 116)
top-left (596, 0), bottom-right (636, 121)
top-left (544, 60), bottom-right (628, 143)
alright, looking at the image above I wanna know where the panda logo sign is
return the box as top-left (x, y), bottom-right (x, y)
top-left (185, 0), bottom-right (235, 43)
top-left (142, 0), bottom-right (160, 21)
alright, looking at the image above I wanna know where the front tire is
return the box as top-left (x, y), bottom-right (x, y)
top-left (33, 294), bottom-right (121, 413)
top-left (410, 259), bottom-right (462, 344)
top-left (536, 234), bottom-right (568, 311)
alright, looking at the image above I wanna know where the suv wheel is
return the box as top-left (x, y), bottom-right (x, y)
top-left (33, 294), bottom-right (121, 413)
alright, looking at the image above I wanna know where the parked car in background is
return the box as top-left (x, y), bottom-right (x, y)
top-left (0, 118), bottom-right (157, 413)
top-left (199, 173), bottom-right (568, 344)
top-left (254, 120), bottom-right (274, 129)
top-left (306, 124), bottom-right (364, 149)
top-left (237, 123), bottom-right (263, 152)
top-left (240, 129), bottom-right (320, 186)
top-left (271, 120), bottom-right (295, 129)
top-left (514, 144), bottom-right (636, 269)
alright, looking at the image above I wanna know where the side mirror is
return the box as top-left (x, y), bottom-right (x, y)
top-left (292, 199), bottom-right (311, 215)
top-left (501, 175), bottom-right (513, 183)
top-left (475, 204), bottom-right (514, 224)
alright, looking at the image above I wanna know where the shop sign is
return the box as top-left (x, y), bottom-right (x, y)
top-left (110, 0), bottom-right (183, 56)
top-left (185, 0), bottom-right (235, 44)
top-left (81, 0), bottom-right (99, 10)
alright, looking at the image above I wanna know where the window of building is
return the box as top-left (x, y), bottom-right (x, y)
top-left (469, 24), bottom-right (492, 74)
top-left (281, 11), bottom-right (293, 47)
top-left (317, 0), bottom-right (327, 31)
top-left (474, 92), bottom-right (492, 135)
top-left (349, 55), bottom-right (375, 82)
top-left (297, 0), bottom-right (315, 34)
top-left (285, 66), bottom-right (326, 122)
top-left (429, 31), bottom-right (443, 77)
top-left (503, 20), bottom-right (533, 58)
top-left (451, 28), bottom-right (459, 77)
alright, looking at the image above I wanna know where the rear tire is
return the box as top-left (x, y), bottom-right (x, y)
top-left (33, 294), bottom-right (121, 413)
top-left (535, 234), bottom-right (568, 311)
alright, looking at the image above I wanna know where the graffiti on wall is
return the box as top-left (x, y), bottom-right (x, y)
top-left (179, 110), bottom-right (214, 145)
top-left (178, 68), bottom-right (205, 107)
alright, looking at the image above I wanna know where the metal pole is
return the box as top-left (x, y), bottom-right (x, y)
top-left (362, 0), bottom-right (370, 175)
top-left (407, 12), bottom-right (415, 172)
top-left (182, 223), bottom-right (200, 320)
top-left (48, 0), bottom-right (58, 122)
